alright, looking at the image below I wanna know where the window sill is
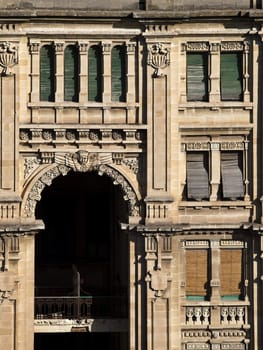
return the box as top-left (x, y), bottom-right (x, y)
top-left (179, 201), bottom-right (252, 210)
top-left (178, 101), bottom-right (253, 110)
top-left (28, 102), bottom-right (140, 109)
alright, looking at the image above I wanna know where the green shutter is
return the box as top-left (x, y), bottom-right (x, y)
top-left (186, 152), bottom-right (209, 200)
top-left (40, 45), bottom-right (55, 101)
top-left (64, 45), bottom-right (79, 102)
top-left (187, 53), bottom-right (208, 101)
top-left (111, 45), bottom-right (126, 102)
top-left (220, 52), bottom-right (243, 101)
top-left (88, 45), bottom-right (102, 102)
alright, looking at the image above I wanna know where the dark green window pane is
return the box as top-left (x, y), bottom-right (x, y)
top-left (187, 53), bottom-right (208, 101)
top-left (64, 45), bottom-right (79, 102)
top-left (40, 45), bottom-right (55, 101)
top-left (88, 45), bottom-right (102, 102)
top-left (111, 45), bottom-right (126, 102)
top-left (220, 52), bottom-right (243, 101)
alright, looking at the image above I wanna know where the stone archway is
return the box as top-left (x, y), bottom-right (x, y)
top-left (22, 151), bottom-right (141, 220)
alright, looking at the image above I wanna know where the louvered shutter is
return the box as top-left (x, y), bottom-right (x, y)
top-left (111, 45), bottom-right (126, 102)
top-left (187, 53), bottom-right (208, 101)
top-left (40, 45), bottom-right (55, 101)
top-left (221, 152), bottom-right (244, 199)
top-left (186, 249), bottom-right (208, 298)
top-left (186, 152), bottom-right (209, 200)
top-left (88, 45), bottom-right (102, 102)
top-left (220, 52), bottom-right (243, 101)
top-left (220, 249), bottom-right (242, 298)
top-left (64, 45), bottom-right (79, 102)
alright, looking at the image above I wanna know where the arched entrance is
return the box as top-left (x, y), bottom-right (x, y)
top-left (34, 170), bottom-right (129, 349)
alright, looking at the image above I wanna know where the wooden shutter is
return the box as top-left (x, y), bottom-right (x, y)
top-left (111, 45), bottom-right (126, 102)
top-left (220, 249), bottom-right (242, 298)
top-left (186, 152), bottom-right (209, 200)
top-left (187, 53), bottom-right (208, 101)
top-left (221, 152), bottom-right (244, 199)
top-left (186, 249), bottom-right (208, 298)
top-left (220, 52), bottom-right (243, 101)
top-left (64, 45), bottom-right (79, 102)
top-left (88, 45), bottom-right (102, 102)
top-left (40, 45), bottom-right (55, 101)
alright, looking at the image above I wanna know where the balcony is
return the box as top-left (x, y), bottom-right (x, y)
top-left (35, 295), bottom-right (128, 320)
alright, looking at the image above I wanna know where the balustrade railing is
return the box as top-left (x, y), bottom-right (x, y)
top-left (184, 304), bottom-right (248, 326)
top-left (35, 296), bottom-right (127, 319)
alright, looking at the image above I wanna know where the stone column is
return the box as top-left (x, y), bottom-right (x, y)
top-left (127, 43), bottom-right (136, 123)
top-left (29, 41), bottom-right (40, 103)
top-left (102, 42), bottom-right (111, 103)
top-left (78, 41), bottom-right (88, 103)
top-left (210, 142), bottom-right (220, 201)
top-left (54, 41), bottom-right (64, 102)
top-left (209, 43), bottom-right (220, 103)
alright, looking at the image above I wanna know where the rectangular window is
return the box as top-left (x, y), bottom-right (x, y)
top-left (220, 52), bottom-right (243, 101)
top-left (221, 152), bottom-right (244, 200)
top-left (186, 249), bottom-right (208, 300)
top-left (186, 152), bottom-right (209, 200)
top-left (187, 52), bottom-right (208, 101)
top-left (220, 249), bottom-right (242, 299)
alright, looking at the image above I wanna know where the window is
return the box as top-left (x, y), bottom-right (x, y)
top-left (185, 248), bottom-right (209, 300)
top-left (186, 152), bottom-right (209, 200)
top-left (40, 45), bottom-right (55, 101)
top-left (220, 249), bottom-right (242, 300)
top-left (187, 52), bottom-right (208, 101)
top-left (220, 52), bottom-right (243, 101)
top-left (221, 152), bottom-right (244, 200)
top-left (88, 45), bottom-right (102, 102)
top-left (64, 45), bottom-right (79, 102)
top-left (111, 45), bottom-right (126, 102)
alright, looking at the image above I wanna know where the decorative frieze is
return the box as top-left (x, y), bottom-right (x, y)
top-left (183, 141), bottom-right (245, 152)
top-left (147, 43), bottom-right (170, 77)
top-left (221, 42), bottom-right (244, 51)
top-left (220, 240), bottom-right (244, 247)
top-left (184, 240), bottom-right (209, 248)
top-left (183, 42), bottom-right (209, 52)
top-left (185, 343), bottom-right (209, 350)
top-left (186, 142), bottom-right (210, 151)
top-left (220, 142), bottom-right (244, 150)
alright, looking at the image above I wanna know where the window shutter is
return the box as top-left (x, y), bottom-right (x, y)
top-left (186, 249), bottom-right (208, 298)
top-left (64, 45), bottom-right (79, 102)
top-left (88, 45), bottom-right (102, 102)
top-left (221, 152), bottom-right (244, 199)
top-left (187, 53), bottom-right (208, 101)
top-left (220, 249), bottom-right (242, 298)
top-left (186, 152), bottom-right (209, 200)
top-left (111, 45), bottom-right (126, 102)
top-left (220, 52), bottom-right (243, 101)
top-left (40, 45), bottom-right (55, 101)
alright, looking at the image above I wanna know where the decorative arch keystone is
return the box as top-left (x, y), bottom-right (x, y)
top-left (23, 151), bottom-right (140, 218)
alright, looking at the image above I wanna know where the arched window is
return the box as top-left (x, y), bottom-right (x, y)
top-left (111, 45), bottom-right (126, 102)
top-left (40, 45), bottom-right (55, 101)
top-left (64, 45), bottom-right (79, 102)
top-left (88, 45), bottom-right (102, 102)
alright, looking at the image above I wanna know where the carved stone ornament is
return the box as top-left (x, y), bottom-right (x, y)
top-left (24, 152), bottom-right (140, 218)
top-left (149, 269), bottom-right (168, 297)
top-left (184, 42), bottom-right (209, 52)
top-left (147, 43), bottom-right (170, 77)
top-left (0, 289), bottom-right (13, 304)
top-left (24, 156), bottom-right (41, 179)
top-left (0, 41), bottom-right (18, 75)
top-left (221, 41), bottom-right (244, 51)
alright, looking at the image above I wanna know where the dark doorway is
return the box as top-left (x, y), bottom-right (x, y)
top-left (34, 332), bottom-right (128, 350)
top-left (35, 171), bottom-right (128, 308)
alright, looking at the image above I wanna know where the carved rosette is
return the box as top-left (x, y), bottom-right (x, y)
top-left (24, 151), bottom-right (140, 218)
top-left (0, 41), bottom-right (18, 75)
top-left (147, 43), bottom-right (170, 77)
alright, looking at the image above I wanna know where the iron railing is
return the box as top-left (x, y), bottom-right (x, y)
top-left (35, 295), bottom-right (127, 319)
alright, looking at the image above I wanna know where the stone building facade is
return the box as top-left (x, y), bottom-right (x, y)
top-left (0, 1), bottom-right (263, 349)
